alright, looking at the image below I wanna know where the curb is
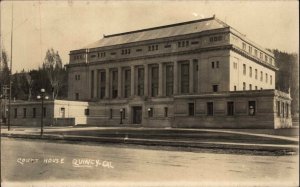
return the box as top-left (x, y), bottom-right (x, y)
top-left (1, 133), bottom-right (298, 153)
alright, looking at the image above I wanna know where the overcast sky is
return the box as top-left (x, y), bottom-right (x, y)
top-left (1, 0), bottom-right (299, 73)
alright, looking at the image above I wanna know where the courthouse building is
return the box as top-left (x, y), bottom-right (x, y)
top-left (65, 16), bottom-right (292, 128)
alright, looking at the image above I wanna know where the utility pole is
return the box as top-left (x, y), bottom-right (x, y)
top-left (1, 85), bottom-right (9, 125)
top-left (3, 85), bottom-right (9, 123)
top-left (8, 2), bottom-right (13, 131)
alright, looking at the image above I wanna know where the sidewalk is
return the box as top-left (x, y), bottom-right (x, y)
top-left (1, 126), bottom-right (298, 154)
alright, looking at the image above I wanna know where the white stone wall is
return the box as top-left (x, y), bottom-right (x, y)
top-left (229, 51), bottom-right (276, 91)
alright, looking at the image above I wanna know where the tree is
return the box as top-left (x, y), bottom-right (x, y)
top-left (274, 49), bottom-right (299, 118)
top-left (0, 50), bottom-right (10, 90)
top-left (43, 48), bottom-right (64, 100)
top-left (23, 72), bottom-right (33, 101)
top-left (0, 50), bottom-right (10, 122)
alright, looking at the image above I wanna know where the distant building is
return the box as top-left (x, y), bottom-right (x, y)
top-left (11, 16), bottom-right (292, 128)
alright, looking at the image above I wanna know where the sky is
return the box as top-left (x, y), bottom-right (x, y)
top-left (1, 0), bottom-right (299, 73)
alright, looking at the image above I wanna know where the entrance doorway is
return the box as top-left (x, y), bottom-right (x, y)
top-left (132, 106), bottom-right (142, 124)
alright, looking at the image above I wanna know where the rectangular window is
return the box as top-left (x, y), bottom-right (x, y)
top-left (112, 70), bottom-right (118, 98)
top-left (277, 101), bottom-right (280, 117)
top-left (91, 70), bottom-right (94, 98)
top-left (43, 107), bottom-right (46, 117)
top-left (178, 40), bottom-right (190, 47)
top-left (181, 63), bottom-right (189, 94)
top-left (243, 64), bottom-right (246, 75)
top-left (207, 102), bottom-right (213, 116)
top-left (148, 107), bottom-right (153, 117)
top-left (249, 84), bottom-right (252, 90)
top-left (249, 67), bottom-right (252, 77)
top-left (148, 45), bottom-right (159, 51)
top-left (260, 52), bottom-right (263, 59)
top-left (164, 107), bottom-right (168, 117)
top-left (122, 108), bottom-right (126, 119)
top-left (193, 60), bottom-right (198, 93)
top-left (270, 75), bottom-right (272, 85)
top-left (216, 61), bottom-right (219, 68)
top-left (243, 82), bottom-right (246, 90)
top-left (188, 103), bottom-right (195, 116)
top-left (255, 86), bottom-right (258, 90)
top-left (227, 102), bottom-right (234, 116)
top-left (248, 101), bottom-right (256, 116)
top-left (260, 71), bottom-right (263, 81)
top-left (265, 55), bottom-right (268, 62)
top-left (265, 73), bottom-right (268, 83)
top-left (110, 109), bottom-right (113, 119)
top-left (213, 85), bottom-right (218, 92)
top-left (151, 66), bottom-right (159, 97)
top-left (23, 108), bottom-right (27, 118)
top-left (242, 43), bottom-right (246, 50)
top-left (14, 108), bottom-right (17, 118)
top-left (166, 65), bottom-right (174, 96)
top-left (137, 68), bottom-right (144, 96)
top-left (233, 62), bottom-right (237, 69)
top-left (248, 46), bottom-right (252, 54)
top-left (32, 108), bottom-right (36, 118)
top-left (60, 107), bottom-right (65, 118)
top-left (234, 86), bottom-right (237, 91)
top-left (254, 49), bottom-right (258, 57)
top-left (84, 109), bottom-right (90, 116)
top-left (124, 69), bottom-right (131, 98)
top-left (75, 74), bottom-right (80, 80)
top-left (255, 69), bottom-right (257, 79)
top-left (75, 93), bottom-right (79, 100)
top-left (211, 61), bottom-right (215, 68)
top-left (100, 71), bottom-right (106, 99)
top-left (121, 48), bottom-right (131, 55)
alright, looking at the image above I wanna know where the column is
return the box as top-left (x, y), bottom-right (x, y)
top-left (96, 70), bottom-right (100, 98)
top-left (189, 60), bottom-right (194, 94)
top-left (144, 64), bottom-right (148, 96)
top-left (118, 67), bottom-right (122, 98)
top-left (198, 60), bottom-right (201, 93)
top-left (93, 70), bottom-right (98, 98)
top-left (158, 63), bottom-right (163, 96)
top-left (173, 61), bottom-right (178, 95)
top-left (131, 66), bottom-right (135, 96)
top-left (105, 68), bottom-right (110, 98)
top-left (90, 70), bottom-right (94, 99)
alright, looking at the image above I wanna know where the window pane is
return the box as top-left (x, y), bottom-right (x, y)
top-left (181, 63), bottom-right (189, 94)
top-left (227, 102), bottom-right (234, 116)
top-left (151, 67), bottom-right (158, 97)
top-left (166, 65), bottom-right (174, 96)
top-left (248, 101), bottom-right (256, 116)
top-left (188, 103), bottom-right (194, 116)
top-left (137, 68), bottom-right (144, 96)
top-left (124, 69), bottom-right (131, 98)
top-left (207, 102), bottom-right (213, 116)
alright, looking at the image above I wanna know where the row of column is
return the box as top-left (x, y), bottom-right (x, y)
top-left (91, 60), bottom-right (197, 99)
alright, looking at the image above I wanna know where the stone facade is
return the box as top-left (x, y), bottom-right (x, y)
top-left (65, 16), bottom-right (292, 129)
